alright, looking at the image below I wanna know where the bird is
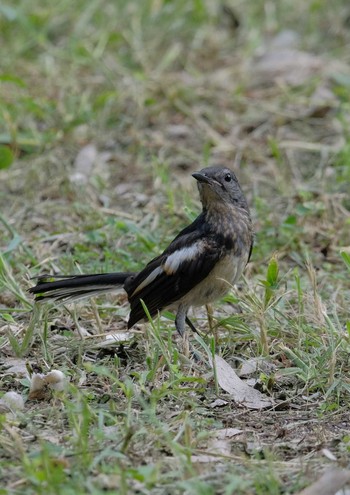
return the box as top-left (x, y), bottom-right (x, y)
top-left (29, 165), bottom-right (253, 338)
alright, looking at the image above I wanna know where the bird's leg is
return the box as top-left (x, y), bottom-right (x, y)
top-left (175, 304), bottom-right (190, 357)
top-left (205, 303), bottom-right (218, 343)
top-left (175, 304), bottom-right (187, 337)
top-left (176, 306), bottom-right (203, 361)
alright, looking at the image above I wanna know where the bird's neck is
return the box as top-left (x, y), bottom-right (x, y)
top-left (203, 200), bottom-right (250, 221)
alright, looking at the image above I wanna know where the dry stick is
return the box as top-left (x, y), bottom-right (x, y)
top-left (91, 299), bottom-right (103, 334)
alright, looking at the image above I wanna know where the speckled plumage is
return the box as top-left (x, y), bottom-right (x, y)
top-left (29, 166), bottom-right (253, 337)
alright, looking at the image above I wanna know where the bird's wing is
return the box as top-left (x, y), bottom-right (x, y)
top-left (125, 215), bottom-right (224, 327)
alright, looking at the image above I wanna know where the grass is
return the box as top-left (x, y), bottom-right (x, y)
top-left (1, 0), bottom-right (350, 493)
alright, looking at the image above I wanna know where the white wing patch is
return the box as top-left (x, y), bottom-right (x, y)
top-left (131, 243), bottom-right (201, 297)
top-left (131, 244), bottom-right (201, 296)
top-left (163, 244), bottom-right (200, 275)
top-left (131, 266), bottom-right (163, 296)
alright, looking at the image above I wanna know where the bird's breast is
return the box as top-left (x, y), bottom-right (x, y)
top-left (181, 250), bottom-right (249, 307)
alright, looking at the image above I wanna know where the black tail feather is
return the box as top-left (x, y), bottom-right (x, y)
top-left (29, 272), bottom-right (134, 302)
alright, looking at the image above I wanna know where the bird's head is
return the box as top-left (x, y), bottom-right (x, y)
top-left (192, 166), bottom-right (248, 211)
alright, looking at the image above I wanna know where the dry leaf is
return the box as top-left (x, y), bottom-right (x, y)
top-left (252, 49), bottom-right (322, 87)
top-left (95, 473), bottom-right (122, 490)
top-left (2, 358), bottom-right (28, 376)
top-left (216, 428), bottom-right (242, 439)
top-left (70, 144), bottom-right (98, 185)
top-left (191, 428), bottom-right (243, 463)
top-left (296, 468), bottom-right (350, 495)
top-left (321, 448), bottom-right (337, 462)
top-left (166, 124), bottom-right (190, 138)
top-left (212, 355), bottom-right (272, 409)
top-left (208, 398), bottom-right (228, 408)
top-left (238, 357), bottom-right (275, 377)
top-left (191, 453), bottom-right (222, 463)
top-left (245, 439), bottom-right (263, 455)
top-left (91, 331), bottom-right (134, 349)
top-left (238, 358), bottom-right (260, 377)
top-left (268, 30), bottom-right (300, 50)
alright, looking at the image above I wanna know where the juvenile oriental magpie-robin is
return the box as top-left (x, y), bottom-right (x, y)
top-left (29, 166), bottom-right (253, 337)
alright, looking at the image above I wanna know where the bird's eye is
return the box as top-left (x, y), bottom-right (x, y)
top-left (224, 173), bottom-right (232, 182)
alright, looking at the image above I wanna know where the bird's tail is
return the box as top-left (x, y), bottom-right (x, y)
top-left (29, 272), bottom-right (134, 303)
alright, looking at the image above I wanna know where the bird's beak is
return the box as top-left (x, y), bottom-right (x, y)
top-left (192, 172), bottom-right (211, 184)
